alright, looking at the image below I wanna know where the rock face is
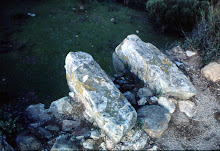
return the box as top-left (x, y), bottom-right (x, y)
top-left (113, 34), bottom-right (196, 99)
top-left (65, 51), bottom-right (137, 143)
top-left (201, 62), bottom-right (220, 82)
top-left (137, 105), bottom-right (171, 138)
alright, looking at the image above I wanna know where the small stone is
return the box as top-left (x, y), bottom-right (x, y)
top-left (100, 142), bottom-right (106, 150)
top-left (158, 97), bottom-right (176, 113)
top-left (186, 50), bottom-right (197, 57)
top-left (76, 136), bottom-right (84, 140)
top-left (123, 91), bottom-right (136, 104)
top-left (49, 96), bottom-right (75, 119)
top-left (171, 45), bottom-right (184, 53)
top-left (51, 135), bottom-right (78, 151)
top-left (137, 97), bottom-right (147, 106)
top-left (136, 30), bottom-right (139, 34)
top-left (147, 145), bottom-right (158, 151)
top-left (90, 130), bottom-right (100, 140)
top-left (76, 35), bottom-right (79, 38)
top-left (16, 132), bottom-right (42, 151)
top-left (62, 120), bottom-right (81, 132)
top-left (178, 100), bottom-right (196, 117)
top-left (45, 125), bottom-right (60, 132)
top-left (201, 62), bottom-right (220, 82)
top-left (72, 8), bottom-right (77, 11)
top-left (137, 105), bottom-right (171, 138)
top-left (38, 127), bottom-right (53, 139)
top-left (115, 84), bottom-right (120, 89)
top-left (2, 78), bottom-right (6, 82)
top-left (149, 96), bottom-right (158, 104)
top-left (175, 61), bottom-right (183, 67)
top-left (110, 18), bottom-right (115, 22)
top-left (69, 92), bottom-right (75, 98)
top-left (214, 111), bottom-right (220, 123)
top-left (83, 139), bottom-right (94, 150)
top-left (137, 87), bottom-right (153, 99)
top-left (26, 103), bottom-right (51, 123)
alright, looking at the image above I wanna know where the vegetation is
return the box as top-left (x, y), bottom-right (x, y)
top-left (146, 0), bottom-right (210, 31)
top-left (0, 0), bottom-right (179, 105)
top-left (0, 104), bottom-right (26, 145)
top-left (183, 3), bottom-right (220, 64)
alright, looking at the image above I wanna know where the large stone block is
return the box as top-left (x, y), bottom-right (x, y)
top-left (65, 51), bottom-right (137, 143)
top-left (113, 34), bottom-right (196, 99)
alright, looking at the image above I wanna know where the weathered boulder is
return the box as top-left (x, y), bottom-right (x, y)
top-left (49, 96), bottom-right (75, 119)
top-left (201, 62), bottom-right (220, 82)
top-left (137, 105), bottom-right (171, 138)
top-left (26, 103), bottom-right (51, 123)
top-left (113, 34), bottom-right (196, 99)
top-left (65, 51), bottom-right (137, 143)
top-left (16, 132), bottom-right (42, 151)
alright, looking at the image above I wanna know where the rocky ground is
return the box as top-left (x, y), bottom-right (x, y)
top-left (1, 42), bottom-right (219, 150)
top-left (156, 47), bottom-right (220, 150)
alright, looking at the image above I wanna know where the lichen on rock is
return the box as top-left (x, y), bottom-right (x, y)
top-left (113, 34), bottom-right (196, 99)
top-left (65, 51), bottom-right (137, 143)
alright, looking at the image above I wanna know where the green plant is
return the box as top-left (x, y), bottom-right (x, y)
top-left (146, 0), bottom-right (210, 30)
top-left (0, 105), bottom-right (25, 138)
top-left (136, 119), bottom-right (144, 128)
top-left (182, 3), bottom-right (220, 64)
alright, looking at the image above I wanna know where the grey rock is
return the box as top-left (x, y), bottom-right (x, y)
top-left (90, 130), bottom-right (100, 140)
top-left (113, 34), bottom-right (196, 99)
top-left (107, 129), bottom-right (149, 150)
top-left (51, 135), bottom-right (78, 151)
top-left (137, 97), bottom-right (147, 106)
top-left (38, 127), bottom-right (53, 139)
top-left (45, 125), bottom-right (60, 132)
top-left (186, 50), bottom-right (197, 57)
top-left (137, 105), bottom-right (171, 138)
top-left (65, 51), bottom-right (137, 143)
top-left (26, 103), bottom-right (51, 123)
top-left (201, 62), bottom-right (220, 82)
top-left (82, 139), bottom-right (94, 149)
top-left (158, 97), bottom-right (176, 113)
top-left (178, 100), bottom-right (196, 117)
top-left (149, 96), bottom-right (158, 104)
top-left (62, 120), bottom-right (81, 132)
top-left (16, 132), bottom-right (42, 151)
top-left (0, 136), bottom-right (14, 151)
top-left (49, 96), bottom-right (75, 119)
top-left (123, 91), bottom-right (136, 104)
top-left (137, 87), bottom-right (153, 98)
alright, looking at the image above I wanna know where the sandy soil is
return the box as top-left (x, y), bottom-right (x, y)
top-left (155, 52), bottom-right (220, 150)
